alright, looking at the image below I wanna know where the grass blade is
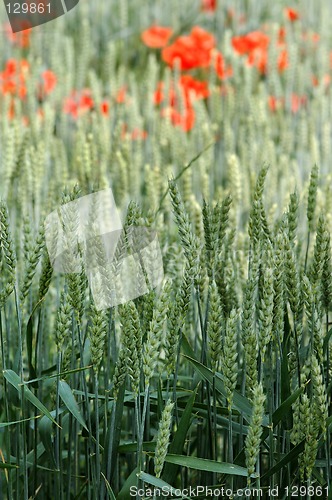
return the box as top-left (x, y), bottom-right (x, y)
top-left (183, 355), bottom-right (253, 420)
top-left (163, 454), bottom-right (251, 477)
top-left (58, 379), bottom-right (87, 430)
top-left (4, 369), bottom-right (60, 427)
top-left (101, 472), bottom-right (117, 499)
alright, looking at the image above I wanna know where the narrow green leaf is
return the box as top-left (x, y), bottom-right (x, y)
top-left (25, 364), bottom-right (93, 386)
top-left (10, 442), bottom-right (46, 469)
top-left (26, 442), bottom-right (46, 469)
top-left (117, 467), bottom-right (138, 500)
top-left (323, 327), bottom-right (332, 352)
top-left (4, 369), bottom-right (59, 427)
top-left (181, 333), bottom-right (197, 359)
top-left (118, 441), bottom-right (155, 453)
top-left (0, 415), bottom-right (41, 427)
top-left (259, 385), bottom-right (305, 446)
top-left (261, 441), bottom-right (305, 480)
top-left (272, 385), bottom-right (303, 427)
top-left (184, 355), bottom-right (253, 420)
top-left (39, 415), bottom-right (57, 468)
top-left (58, 380), bottom-right (87, 430)
top-left (0, 462), bottom-right (18, 469)
top-left (101, 472), bottom-right (117, 500)
top-left (326, 414), bottom-right (332, 429)
top-left (163, 454), bottom-right (250, 477)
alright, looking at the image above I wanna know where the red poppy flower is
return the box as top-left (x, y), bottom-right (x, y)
top-left (162, 26), bottom-right (216, 70)
top-left (311, 32), bottom-right (320, 43)
top-left (5, 22), bottom-right (31, 47)
top-left (246, 47), bottom-right (268, 74)
top-left (302, 31), bottom-right (320, 44)
top-left (141, 25), bottom-right (173, 48)
top-left (179, 75), bottom-right (210, 101)
top-left (232, 31), bottom-right (269, 55)
top-left (41, 70), bottom-right (57, 94)
top-left (156, 78), bottom-right (198, 132)
top-left (284, 7), bottom-right (300, 21)
top-left (312, 76), bottom-right (319, 86)
top-left (153, 82), bottom-right (166, 105)
top-left (154, 76), bottom-right (209, 109)
top-left (63, 89), bottom-right (94, 118)
top-left (247, 46), bottom-right (288, 75)
top-left (268, 96), bottom-right (284, 112)
top-left (131, 128), bottom-right (148, 140)
top-left (100, 101), bottom-right (110, 115)
top-left (6, 104), bottom-right (31, 123)
top-left (0, 59), bottom-right (29, 98)
top-left (290, 94), bottom-right (306, 113)
top-left (312, 74), bottom-right (331, 87)
top-left (162, 40), bottom-right (199, 70)
top-left (278, 49), bottom-right (289, 72)
top-left (268, 94), bottom-right (307, 113)
top-left (172, 107), bottom-right (195, 132)
top-left (191, 26), bottom-right (216, 53)
top-left (2, 58), bottom-right (29, 78)
top-left (278, 27), bottom-right (286, 43)
top-left (233, 30), bottom-right (288, 75)
top-left (201, 0), bottom-right (217, 12)
top-left (152, 83), bottom-right (177, 107)
top-left (116, 86), bottom-right (127, 103)
top-left (213, 51), bottom-right (233, 79)
top-left (162, 106), bottom-right (195, 132)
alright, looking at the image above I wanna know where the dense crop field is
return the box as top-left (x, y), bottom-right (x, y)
top-left (0, 0), bottom-right (332, 498)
